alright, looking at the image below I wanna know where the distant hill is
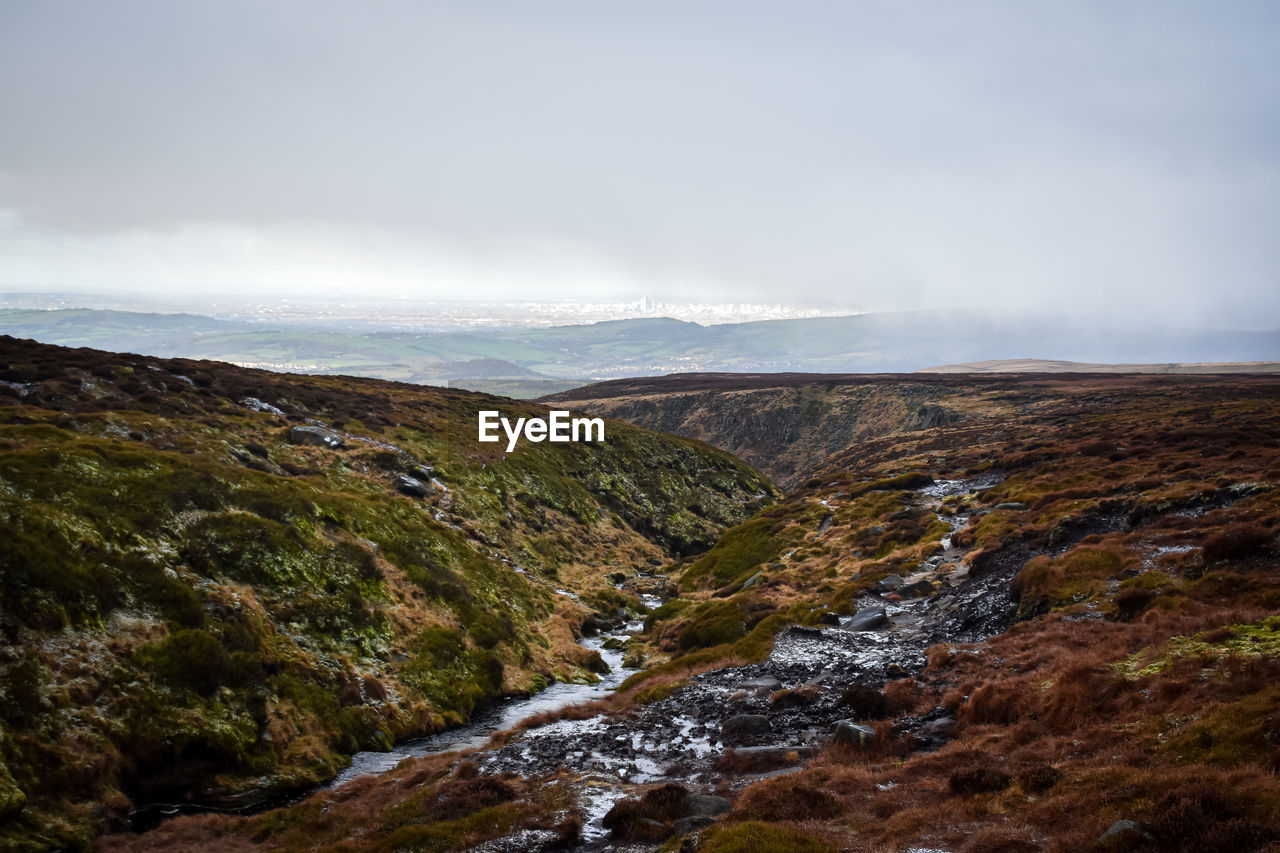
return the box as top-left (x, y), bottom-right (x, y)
top-left (2, 308), bottom-right (1278, 396)
top-left (919, 358), bottom-right (1280, 374)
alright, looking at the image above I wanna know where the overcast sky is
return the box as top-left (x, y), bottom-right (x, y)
top-left (1, 1), bottom-right (1277, 327)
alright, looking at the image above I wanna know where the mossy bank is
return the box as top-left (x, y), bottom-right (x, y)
top-left (0, 336), bottom-right (777, 849)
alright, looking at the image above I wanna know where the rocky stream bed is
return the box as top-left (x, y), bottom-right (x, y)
top-left (305, 474), bottom-right (1033, 850)
top-left (134, 473), bottom-right (1067, 848)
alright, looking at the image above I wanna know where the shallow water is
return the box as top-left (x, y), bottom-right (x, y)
top-left (325, 617), bottom-right (642, 787)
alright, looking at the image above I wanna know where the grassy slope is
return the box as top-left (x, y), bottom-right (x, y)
top-left (0, 336), bottom-right (776, 850)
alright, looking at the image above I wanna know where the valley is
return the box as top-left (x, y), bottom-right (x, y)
top-left (3, 337), bottom-right (1280, 851)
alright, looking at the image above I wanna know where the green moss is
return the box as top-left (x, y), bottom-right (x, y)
top-left (697, 820), bottom-right (837, 853)
top-left (621, 611), bottom-right (792, 692)
top-left (678, 601), bottom-right (749, 651)
top-left (679, 512), bottom-right (791, 590)
top-left (1117, 617), bottom-right (1280, 679)
top-left (633, 682), bottom-right (683, 704)
top-left (644, 598), bottom-right (692, 631)
top-left (138, 629), bottom-right (234, 697)
top-left (1011, 543), bottom-right (1138, 618)
top-left (401, 626), bottom-right (505, 719)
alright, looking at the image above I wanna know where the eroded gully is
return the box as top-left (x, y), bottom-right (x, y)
top-left (322, 473), bottom-right (1024, 849)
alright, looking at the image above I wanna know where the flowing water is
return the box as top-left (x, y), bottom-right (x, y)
top-left (326, 594), bottom-right (661, 787)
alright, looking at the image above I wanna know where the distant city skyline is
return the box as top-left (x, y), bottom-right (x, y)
top-left (2, 2), bottom-right (1278, 329)
top-left (0, 290), bottom-right (863, 331)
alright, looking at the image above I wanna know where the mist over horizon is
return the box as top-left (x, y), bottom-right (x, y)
top-left (3, 2), bottom-right (1279, 332)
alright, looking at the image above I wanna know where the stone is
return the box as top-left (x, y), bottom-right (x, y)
top-left (876, 573), bottom-right (904, 593)
top-left (735, 677), bottom-right (781, 694)
top-left (393, 474), bottom-right (433, 497)
top-left (739, 571), bottom-right (765, 591)
top-left (921, 716), bottom-right (957, 739)
top-left (721, 714), bottom-right (771, 742)
top-left (724, 745), bottom-right (815, 770)
top-left (900, 579), bottom-right (936, 598)
top-left (288, 425), bottom-right (344, 449)
top-left (847, 606), bottom-right (891, 632)
top-left (815, 611), bottom-right (841, 626)
top-left (673, 815), bottom-right (716, 836)
top-left (683, 793), bottom-right (731, 817)
top-left (832, 720), bottom-right (876, 747)
top-left (993, 502), bottom-right (1028, 511)
top-left (1099, 819), bottom-right (1143, 842)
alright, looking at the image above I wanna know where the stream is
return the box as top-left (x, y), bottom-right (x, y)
top-left (326, 596), bottom-right (659, 787)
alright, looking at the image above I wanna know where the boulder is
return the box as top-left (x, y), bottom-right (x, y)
top-left (673, 815), bottom-right (716, 836)
top-left (721, 714), bottom-right (771, 743)
top-left (832, 720), bottom-right (876, 747)
top-left (724, 745), bottom-right (816, 771)
top-left (288, 425), bottom-right (344, 449)
top-left (876, 574), bottom-right (904, 593)
top-left (770, 685), bottom-right (820, 710)
top-left (847, 606), bottom-right (891, 632)
top-left (393, 474), bottom-right (433, 498)
top-left (921, 716), bottom-right (957, 740)
top-left (683, 793), bottom-right (731, 817)
top-left (900, 579), bottom-right (936, 598)
top-left (815, 611), bottom-right (842, 626)
top-left (735, 677), bottom-right (781, 695)
top-left (1099, 819), bottom-right (1144, 843)
top-left (993, 502), bottom-right (1028, 511)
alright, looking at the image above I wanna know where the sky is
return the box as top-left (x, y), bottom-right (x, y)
top-left (1, 1), bottom-right (1278, 327)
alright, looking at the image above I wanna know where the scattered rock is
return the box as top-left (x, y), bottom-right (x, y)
top-left (770, 685), bottom-right (820, 710)
top-left (722, 745), bottom-right (815, 772)
top-left (847, 606), bottom-right (891, 631)
top-left (832, 720), bottom-right (876, 747)
top-left (288, 425), bottom-right (344, 449)
top-left (921, 716), bottom-right (957, 740)
top-left (673, 815), bottom-right (716, 836)
top-left (900, 579), bottom-right (936, 598)
top-left (735, 677), bottom-right (781, 694)
top-left (739, 571), bottom-right (765, 591)
top-left (876, 574), bottom-right (904, 593)
top-left (683, 793), bottom-right (731, 817)
top-left (393, 474), bottom-right (433, 497)
top-left (721, 714), bottom-right (771, 743)
top-left (993, 502), bottom-right (1028, 511)
top-left (1099, 819), bottom-right (1144, 843)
